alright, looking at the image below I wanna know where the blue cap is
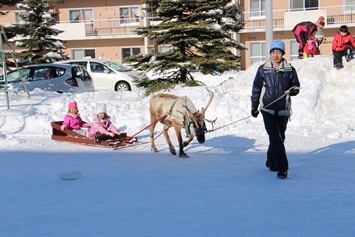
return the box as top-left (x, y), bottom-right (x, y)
top-left (269, 39), bottom-right (285, 54)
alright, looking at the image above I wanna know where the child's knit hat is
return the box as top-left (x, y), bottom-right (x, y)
top-left (68, 101), bottom-right (78, 112)
top-left (314, 30), bottom-right (324, 39)
top-left (96, 103), bottom-right (107, 114)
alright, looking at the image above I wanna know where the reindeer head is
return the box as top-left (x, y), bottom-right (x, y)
top-left (184, 88), bottom-right (215, 144)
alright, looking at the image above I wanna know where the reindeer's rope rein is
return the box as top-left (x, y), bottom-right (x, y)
top-left (207, 86), bottom-right (300, 133)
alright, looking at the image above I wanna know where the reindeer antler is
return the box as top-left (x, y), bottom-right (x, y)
top-left (201, 87), bottom-right (214, 116)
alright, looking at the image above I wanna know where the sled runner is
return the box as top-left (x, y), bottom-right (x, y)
top-left (51, 121), bottom-right (137, 147)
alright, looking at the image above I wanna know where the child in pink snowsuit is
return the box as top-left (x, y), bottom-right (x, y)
top-left (61, 101), bottom-right (88, 133)
top-left (89, 103), bottom-right (121, 143)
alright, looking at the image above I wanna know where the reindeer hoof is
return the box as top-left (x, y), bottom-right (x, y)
top-left (179, 153), bottom-right (189, 158)
top-left (151, 147), bottom-right (158, 153)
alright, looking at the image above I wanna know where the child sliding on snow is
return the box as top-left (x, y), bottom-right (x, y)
top-left (89, 103), bottom-right (122, 144)
top-left (61, 101), bottom-right (88, 136)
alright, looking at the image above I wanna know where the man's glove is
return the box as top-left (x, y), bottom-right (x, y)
top-left (289, 88), bottom-right (299, 96)
top-left (107, 132), bottom-right (115, 137)
top-left (61, 125), bottom-right (67, 131)
top-left (251, 101), bottom-right (260, 118)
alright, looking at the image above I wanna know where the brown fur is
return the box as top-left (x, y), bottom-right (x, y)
top-left (149, 88), bottom-right (214, 158)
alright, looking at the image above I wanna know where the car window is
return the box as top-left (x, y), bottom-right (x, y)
top-left (33, 67), bottom-right (52, 81)
top-left (70, 61), bottom-right (87, 67)
top-left (55, 67), bottom-right (66, 77)
top-left (91, 62), bottom-right (110, 73)
top-left (104, 62), bottom-right (130, 72)
top-left (5, 68), bottom-right (31, 83)
top-left (73, 66), bottom-right (91, 81)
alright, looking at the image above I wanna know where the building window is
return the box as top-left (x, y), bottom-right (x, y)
top-left (69, 9), bottom-right (93, 23)
top-left (14, 11), bottom-right (26, 23)
top-left (249, 0), bottom-right (265, 18)
top-left (250, 42), bottom-right (267, 65)
top-left (158, 45), bottom-right (174, 53)
top-left (71, 49), bottom-right (95, 59)
top-left (290, 0), bottom-right (318, 11)
top-left (119, 6), bottom-right (140, 24)
top-left (290, 40), bottom-right (299, 61)
top-left (121, 47), bottom-right (141, 62)
top-left (344, 0), bottom-right (355, 12)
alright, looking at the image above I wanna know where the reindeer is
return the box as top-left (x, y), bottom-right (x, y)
top-left (149, 87), bottom-right (215, 158)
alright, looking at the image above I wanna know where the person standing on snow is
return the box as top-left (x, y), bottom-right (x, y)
top-left (250, 39), bottom-right (301, 179)
top-left (332, 25), bottom-right (355, 69)
top-left (292, 16), bottom-right (325, 59)
top-left (303, 30), bottom-right (324, 58)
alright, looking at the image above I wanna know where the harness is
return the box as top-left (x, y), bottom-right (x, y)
top-left (165, 97), bottom-right (206, 137)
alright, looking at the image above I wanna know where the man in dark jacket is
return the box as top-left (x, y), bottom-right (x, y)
top-left (251, 39), bottom-right (301, 179)
top-left (292, 16), bottom-right (325, 59)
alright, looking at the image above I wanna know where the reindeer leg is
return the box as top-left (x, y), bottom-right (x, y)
top-left (150, 117), bottom-right (158, 153)
top-left (173, 124), bottom-right (189, 158)
top-left (163, 125), bottom-right (176, 155)
top-left (183, 135), bottom-right (194, 147)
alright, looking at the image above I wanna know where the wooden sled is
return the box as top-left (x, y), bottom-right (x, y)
top-left (51, 121), bottom-right (136, 147)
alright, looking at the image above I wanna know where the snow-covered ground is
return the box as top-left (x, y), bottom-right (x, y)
top-left (1, 56), bottom-right (355, 237)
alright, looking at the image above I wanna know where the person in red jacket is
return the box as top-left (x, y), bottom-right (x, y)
top-left (303, 30), bottom-right (324, 57)
top-left (332, 25), bottom-right (355, 69)
top-left (292, 16), bottom-right (325, 59)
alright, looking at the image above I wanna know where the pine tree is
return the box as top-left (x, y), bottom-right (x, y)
top-left (126, 0), bottom-right (246, 95)
top-left (4, 0), bottom-right (67, 66)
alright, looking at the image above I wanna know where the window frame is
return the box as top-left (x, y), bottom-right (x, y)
top-left (71, 49), bottom-right (96, 60)
top-left (344, 0), bottom-right (355, 13)
top-left (289, 0), bottom-right (319, 11)
top-left (14, 11), bottom-right (26, 23)
top-left (249, 0), bottom-right (266, 19)
top-left (290, 40), bottom-right (299, 61)
top-left (121, 47), bottom-right (141, 62)
top-left (249, 41), bottom-right (267, 65)
top-left (119, 6), bottom-right (140, 25)
top-left (69, 8), bottom-right (94, 23)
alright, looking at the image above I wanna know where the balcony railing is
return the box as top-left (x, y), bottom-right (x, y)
top-left (242, 4), bottom-right (355, 30)
top-left (55, 17), bottom-right (141, 38)
top-left (53, 4), bottom-right (355, 38)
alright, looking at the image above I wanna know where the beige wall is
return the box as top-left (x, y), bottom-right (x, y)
top-left (1, 0), bottom-right (353, 69)
top-left (63, 38), bottom-right (144, 62)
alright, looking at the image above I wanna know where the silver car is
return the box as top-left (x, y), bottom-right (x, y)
top-left (56, 59), bottom-right (148, 91)
top-left (0, 64), bottom-right (94, 93)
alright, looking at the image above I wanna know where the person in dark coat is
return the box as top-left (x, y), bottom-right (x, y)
top-left (292, 16), bottom-right (325, 59)
top-left (250, 39), bottom-right (301, 179)
top-left (332, 25), bottom-right (355, 69)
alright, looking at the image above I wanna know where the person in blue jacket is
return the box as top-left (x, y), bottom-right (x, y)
top-left (250, 39), bottom-right (301, 179)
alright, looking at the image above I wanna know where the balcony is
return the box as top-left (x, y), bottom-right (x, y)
top-left (241, 4), bottom-right (355, 32)
top-left (54, 17), bottom-right (143, 40)
top-left (53, 4), bottom-right (355, 40)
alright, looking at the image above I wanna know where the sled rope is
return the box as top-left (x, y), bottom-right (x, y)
top-left (113, 114), bottom-right (168, 149)
top-left (113, 130), bottom-right (164, 150)
top-left (207, 86), bottom-right (301, 133)
top-left (128, 114), bottom-right (168, 139)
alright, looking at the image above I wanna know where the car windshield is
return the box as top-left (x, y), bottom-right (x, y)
top-left (103, 62), bottom-right (131, 72)
top-left (0, 68), bottom-right (31, 83)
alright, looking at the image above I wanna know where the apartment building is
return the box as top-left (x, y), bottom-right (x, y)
top-left (1, 0), bottom-right (355, 70)
top-left (240, 0), bottom-right (355, 69)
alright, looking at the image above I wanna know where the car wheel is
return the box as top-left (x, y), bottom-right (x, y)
top-left (115, 81), bottom-right (131, 91)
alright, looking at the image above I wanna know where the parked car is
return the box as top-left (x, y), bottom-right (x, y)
top-left (56, 59), bottom-right (148, 91)
top-left (0, 64), bottom-right (94, 93)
